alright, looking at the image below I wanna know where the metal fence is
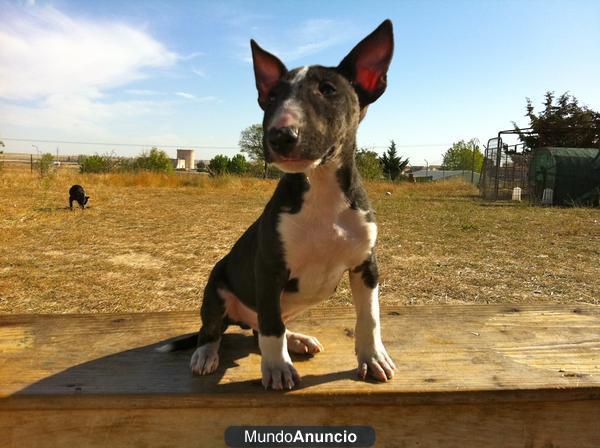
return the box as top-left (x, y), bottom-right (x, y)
top-left (480, 127), bottom-right (599, 202)
top-left (480, 135), bottom-right (531, 200)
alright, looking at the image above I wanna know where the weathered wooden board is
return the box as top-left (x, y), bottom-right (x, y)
top-left (1, 305), bottom-right (599, 447)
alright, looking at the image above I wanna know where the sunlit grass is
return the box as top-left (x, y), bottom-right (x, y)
top-left (0, 165), bottom-right (598, 314)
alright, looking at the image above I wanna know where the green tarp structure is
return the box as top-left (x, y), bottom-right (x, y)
top-left (529, 147), bottom-right (600, 206)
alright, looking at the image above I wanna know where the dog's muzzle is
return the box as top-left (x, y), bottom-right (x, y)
top-left (267, 126), bottom-right (299, 156)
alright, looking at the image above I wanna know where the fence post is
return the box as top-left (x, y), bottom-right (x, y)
top-left (493, 134), bottom-right (503, 200)
top-left (471, 148), bottom-right (475, 184)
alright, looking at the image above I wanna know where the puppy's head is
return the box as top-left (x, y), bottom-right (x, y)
top-left (251, 20), bottom-right (393, 173)
top-left (84, 196), bottom-right (90, 205)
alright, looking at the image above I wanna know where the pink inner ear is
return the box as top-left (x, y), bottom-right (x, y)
top-left (257, 63), bottom-right (281, 93)
top-left (354, 43), bottom-right (391, 92)
top-left (252, 42), bottom-right (286, 101)
top-left (356, 65), bottom-right (381, 92)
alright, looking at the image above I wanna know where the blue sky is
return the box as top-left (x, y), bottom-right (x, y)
top-left (1, 0), bottom-right (599, 164)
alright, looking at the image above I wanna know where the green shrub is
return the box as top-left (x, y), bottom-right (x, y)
top-left (79, 153), bottom-right (115, 173)
top-left (115, 156), bottom-right (137, 172)
top-left (356, 148), bottom-right (384, 180)
top-left (196, 160), bottom-right (209, 173)
top-left (208, 155), bottom-right (230, 175)
top-left (134, 147), bottom-right (173, 173)
top-left (79, 149), bottom-right (172, 174)
top-left (228, 154), bottom-right (248, 175)
top-left (246, 161), bottom-right (282, 179)
top-left (35, 153), bottom-right (55, 176)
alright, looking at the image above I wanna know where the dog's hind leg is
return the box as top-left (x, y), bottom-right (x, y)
top-left (190, 258), bottom-right (229, 375)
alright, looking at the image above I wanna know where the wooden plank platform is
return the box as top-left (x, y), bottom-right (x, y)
top-left (1, 305), bottom-right (599, 447)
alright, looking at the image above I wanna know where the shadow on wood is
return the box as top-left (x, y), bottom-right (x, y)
top-left (13, 331), bottom-right (356, 398)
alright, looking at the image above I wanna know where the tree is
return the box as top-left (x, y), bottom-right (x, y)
top-left (379, 140), bottom-right (409, 181)
top-left (442, 139), bottom-right (483, 172)
top-left (135, 147), bottom-right (173, 173)
top-left (356, 148), bottom-right (383, 180)
top-left (208, 155), bottom-right (230, 175)
top-left (79, 153), bottom-right (115, 173)
top-left (239, 124), bottom-right (264, 161)
top-left (239, 124), bottom-right (266, 178)
top-left (513, 91), bottom-right (600, 149)
top-left (228, 154), bottom-right (248, 174)
top-left (35, 153), bottom-right (55, 176)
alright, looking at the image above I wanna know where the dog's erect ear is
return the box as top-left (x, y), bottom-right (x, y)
top-left (85, 196), bottom-right (90, 203)
top-left (337, 19), bottom-right (393, 108)
top-left (251, 40), bottom-right (287, 109)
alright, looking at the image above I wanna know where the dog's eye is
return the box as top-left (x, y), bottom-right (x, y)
top-left (318, 81), bottom-right (336, 96)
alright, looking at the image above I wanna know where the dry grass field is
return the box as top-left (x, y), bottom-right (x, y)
top-left (0, 164), bottom-right (598, 314)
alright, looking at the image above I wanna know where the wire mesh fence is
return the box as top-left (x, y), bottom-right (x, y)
top-left (480, 129), bottom-right (600, 205)
top-left (480, 136), bottom-right (531, 201)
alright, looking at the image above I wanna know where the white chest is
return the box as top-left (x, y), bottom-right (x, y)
top-left (277, 170), bottom-right (376, 317)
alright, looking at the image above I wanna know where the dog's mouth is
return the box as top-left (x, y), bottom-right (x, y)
top-left (271, 156), bottom-right (315, 173)
top-left (270, 145), bottom-right (337, 173)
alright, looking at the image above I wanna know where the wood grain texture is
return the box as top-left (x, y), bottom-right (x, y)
top-left (1, 305), bottom-right (599, 447)
top-left (3, 401), bottom-right (600, 448)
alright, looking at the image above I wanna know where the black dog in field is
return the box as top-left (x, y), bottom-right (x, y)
top-left (69, 185), bottom-right (89, 209)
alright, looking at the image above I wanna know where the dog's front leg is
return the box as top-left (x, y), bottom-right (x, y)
top-left (350, 254), bottom-right (396, 382)
top-left (256, 267), bottom-right (299, 390)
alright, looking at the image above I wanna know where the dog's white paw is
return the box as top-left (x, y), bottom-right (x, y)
top-left (190, 341), bottom-right (220, 375)
top-left (286, 331), bottom-right (324, 354)
top-left (261, 358), bottom-right (300, 390)
top-left (357, 346), bottom-right (396, 382)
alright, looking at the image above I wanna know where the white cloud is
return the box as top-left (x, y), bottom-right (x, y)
top-left (0, 5), bottom-right (177, 101)
top-left (174, 92), bottom-right (217, 102)
top-left (192, 67), bottom-right (208, 78)
top-left (125, 89), bottom-right (164, 96)
top-left (238, 18), bottom-right (356, 64)
top-left (285, 19), bottom-right (356, 61)
top-left (179, 51), bottom-right (205, 61)
top-left (0, 4), bottom-right (181, 141)
top-left (0, 94), bottom-right (174, 137)
top-left (175, 91), bottom-right (196, 100)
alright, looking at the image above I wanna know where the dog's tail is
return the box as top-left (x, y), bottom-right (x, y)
top-left (155, 333), bottom-right (197, 352)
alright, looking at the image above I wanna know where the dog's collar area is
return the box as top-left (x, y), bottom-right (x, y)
top-left (318, 145), bottom-right (337, 166)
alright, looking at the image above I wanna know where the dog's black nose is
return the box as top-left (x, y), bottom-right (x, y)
top-left (267, 126), bottom-right (299, 155)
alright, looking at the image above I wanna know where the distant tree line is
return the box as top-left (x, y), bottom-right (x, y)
top-left (12, 91), bottom-right (599, 181)
top-left (79, 147), bottom-right (173, 174)
top-left (229, 92), bottom-right (600, 181)
top-left (232, 124), bottom-right (412, 181)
